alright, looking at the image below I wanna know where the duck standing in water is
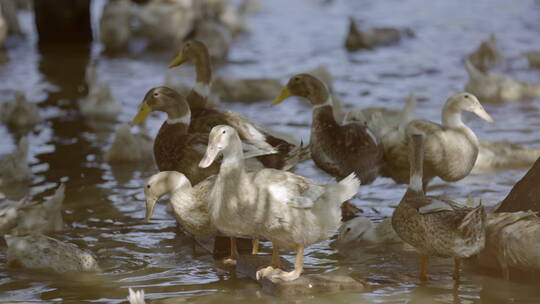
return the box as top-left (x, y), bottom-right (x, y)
top-left (273, 74), bottom-right (382, 185)
top-left (381, 92), bottom-right (493, 188)
top-left (392, 134), bottom-right (486, 281)
top-left (199, 125), bottom-right (360, 281)
top-left (165, 40), bottom-right (308, 170)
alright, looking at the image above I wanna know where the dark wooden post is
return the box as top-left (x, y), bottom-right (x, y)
top-left (33, 0), bottom-right (92, 45)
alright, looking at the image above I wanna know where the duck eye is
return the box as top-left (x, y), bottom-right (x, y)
top-left (346, 227), bottom-right (351, 232)
top-left (146, 185), bottom-right (151, 189)
top-left (153, 92), bottom-right (159, 97)
top-left (464, 95), bottom-right (469, 99)
top-left (293, 77), bottom-right (300, 82)
top-left (222, 130), bottom-right (226, 134)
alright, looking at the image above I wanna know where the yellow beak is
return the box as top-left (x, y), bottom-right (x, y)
top-left (272, 87), bottom-right (291, 106)
top-left (131, 102), bottom-right (152, 125)
top-left (168, 53), bottom-right (186, 68)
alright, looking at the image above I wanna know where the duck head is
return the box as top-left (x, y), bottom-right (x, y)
top-left (336, 216), bottom-right (375, 245)
top-left (144, 171), bottom-right (192, 221)
top-left (272, 74), bottom-right (330, 107)
top-left (131, 87), bottom-right (190, 125)
top-left (444, 92), bottom-right (493, 124)
top-left (199, 125), bottom-right (238, 168)
top-left (168, 40), bottom-right (209, 68)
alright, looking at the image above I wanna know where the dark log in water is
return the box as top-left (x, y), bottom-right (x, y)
top-left (496, 157), bottom-right (540, 213)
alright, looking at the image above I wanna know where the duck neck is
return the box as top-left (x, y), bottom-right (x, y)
top-left (188, 52), bottom-right (212, 111)
top-left (220, 136), bottom-right (246, 175)
top-left (164, 106), bottom-right (190, 131)
top-left (170, 183), bottom-right (194, 214)
top-left (442, 105), bottom-right (464, 128)
top-left (407, 134), bottom-right (424, 196)
top-left (312, 93), bottom-right (334, 119)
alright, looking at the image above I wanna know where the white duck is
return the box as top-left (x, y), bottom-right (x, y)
top-left (80, 64), bottom-right (122, 121)
top-left (99, 0), bottom-right (132, 54)
top-left (0, 93), bottom-right (41, 130)
top-left (199, 125), bottom-right (360, 281)
top-left (105, 123), bottom-right (153, 163)
top-left (5, 234), bottom-right (100, 274)
top-left (0, 184), bottom-right (64, 236)
top-left (473, 140), bottom-right (540, 173)
top-left (380, 92), bottom-right (493, 187)
top-left (464, 60), bottom-right (540, 103)
top-left (335, 216), bottom-right (402, 246)
top-left (0, 136), bottom-right (32, 186)
top-left (144, 171), bottom-right (216, 236)
top-left (479, 211), bottom-right (540, 280)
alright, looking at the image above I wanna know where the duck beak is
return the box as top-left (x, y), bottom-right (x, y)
top-left (471, 104), bottom-right (494, 123)
top-left (199, 145), bottom-right (220, 168)
top-left (168, 53), bottom-right (186, 68)
top-left (131, 102), bottom-right (152, 125)
top-left (272, 87), bottom-right (291, 106)
top-left (145, 197), bottom-right (157, 222)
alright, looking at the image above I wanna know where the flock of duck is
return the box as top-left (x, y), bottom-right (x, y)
top-left (2, 1), bottom-right (540, 301)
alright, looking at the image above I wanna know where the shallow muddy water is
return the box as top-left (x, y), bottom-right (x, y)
top-left (1, 0), bottom-right (540, 303)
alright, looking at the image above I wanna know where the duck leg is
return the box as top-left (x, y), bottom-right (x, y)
top-left (251, 238), bottom-right (259, 255)
top-left (223, 237), bottom-right (239, 265)
top-left (271, 244), bottom-right (304, 281)
top-left (271, 245), bottom-right (281, 268)
top-left (452, 257), bottom-right (461, 280)
top-left (419, 253), bottom-right (429, 281)
top-left (255, 243), bottom-right (281, 280)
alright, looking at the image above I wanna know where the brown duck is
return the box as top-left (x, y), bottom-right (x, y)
top-left (273, 74), bottom-right (382, 185)
top-left (391, 134), bottom-right (486, 281)
top-left (167, 40), bottom-right (307, 170)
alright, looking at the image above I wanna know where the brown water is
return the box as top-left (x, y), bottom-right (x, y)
top-left (1, 0), bottom-right (540, 303)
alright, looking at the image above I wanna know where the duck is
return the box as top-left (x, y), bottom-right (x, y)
top-left (104, 123), bottom-right (153, 163)
top-left (0, 184), bottom-right (64, 236)
top-left (127, 288), bottom-right (146, 304)
top-left (134, 0), bottom-right (196, 49)
top-left (0, 92), bottom-right (41, 130)
top-left (5, 234), bottom-right (100, 274)
top-left (345, 17), bottom-right (413, 52)
top-left (464, 60), bottom-right (540, 103)
top-left (472, 140), bottom-right (540, 173)
top-left (380, 92), bottom-right (493, 187)
top-left (391, 134), bottom-right (486, 281)
top-left (478, 211), bottom-right (540, 280)
top-left (335, 216), bottom-right (402, 247)
top-left (164, 40), bottom-right (309, 170)
top-left (199, 125), bottom-right (360, 281)
top-left (466, 34), bottom-right (503, 72)
top-left (132, 87), bottom-right (280, 184)
top-left (144, 171), bottom-right (217, 236)
top-left (0, 136), bottom-right (32, 186)
top-left (524, 51), bottom-right (540, 69)
top-left (273, 74), bottom-right (382, 185)
top-left (80, 64), bottom-right (122, 121)
top-left (99, 0), bottom-right (132, 54)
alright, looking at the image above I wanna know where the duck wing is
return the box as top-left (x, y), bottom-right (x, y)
top-left (264, 171), bottom-right (325, 209)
